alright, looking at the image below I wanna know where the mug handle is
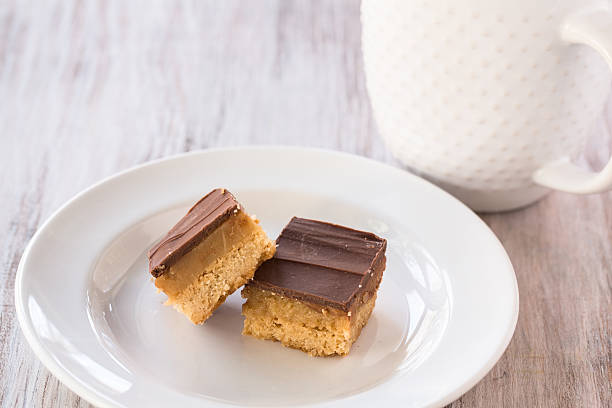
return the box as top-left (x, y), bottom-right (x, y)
top-left (532, 8), bottom-right (612, 194)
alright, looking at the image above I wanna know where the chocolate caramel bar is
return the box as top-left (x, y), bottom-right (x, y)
top-left (242, 217), bottom-right (387, 356)
top-left (149, 189), bottom-right (275, 324)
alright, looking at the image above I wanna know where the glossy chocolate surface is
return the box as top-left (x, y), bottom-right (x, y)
top-left (148, 188), bottom-right (239, 277)
top-left (249, 217), bottom-right (387, 312)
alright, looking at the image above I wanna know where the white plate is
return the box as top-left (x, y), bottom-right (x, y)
top-left (16, 147), bottom-right (518, 408)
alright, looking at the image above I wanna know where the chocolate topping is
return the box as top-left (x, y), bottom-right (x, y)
top-left (148, 188), bottom-right (239, 277)
top-left (249, 217), bottom-right (387, 312)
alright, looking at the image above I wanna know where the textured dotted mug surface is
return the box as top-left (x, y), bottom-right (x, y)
top-left (362, 0), bottom-right (612, 211)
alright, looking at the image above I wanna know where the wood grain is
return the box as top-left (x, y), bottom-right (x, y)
top-left (0, 1), bottom-right (610, 407)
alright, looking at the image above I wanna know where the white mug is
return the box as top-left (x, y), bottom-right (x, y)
top-left (362, 0), bottom-right (612, 211)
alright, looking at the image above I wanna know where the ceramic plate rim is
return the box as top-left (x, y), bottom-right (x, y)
top-left (15, 146), bottom-right (519, 408)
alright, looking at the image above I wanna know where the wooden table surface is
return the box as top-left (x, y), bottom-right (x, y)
top-left (2, 1), bottom-right (611, 407)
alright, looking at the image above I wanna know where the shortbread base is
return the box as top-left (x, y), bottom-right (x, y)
top-left (241, 286), bottom-right (376, 356)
